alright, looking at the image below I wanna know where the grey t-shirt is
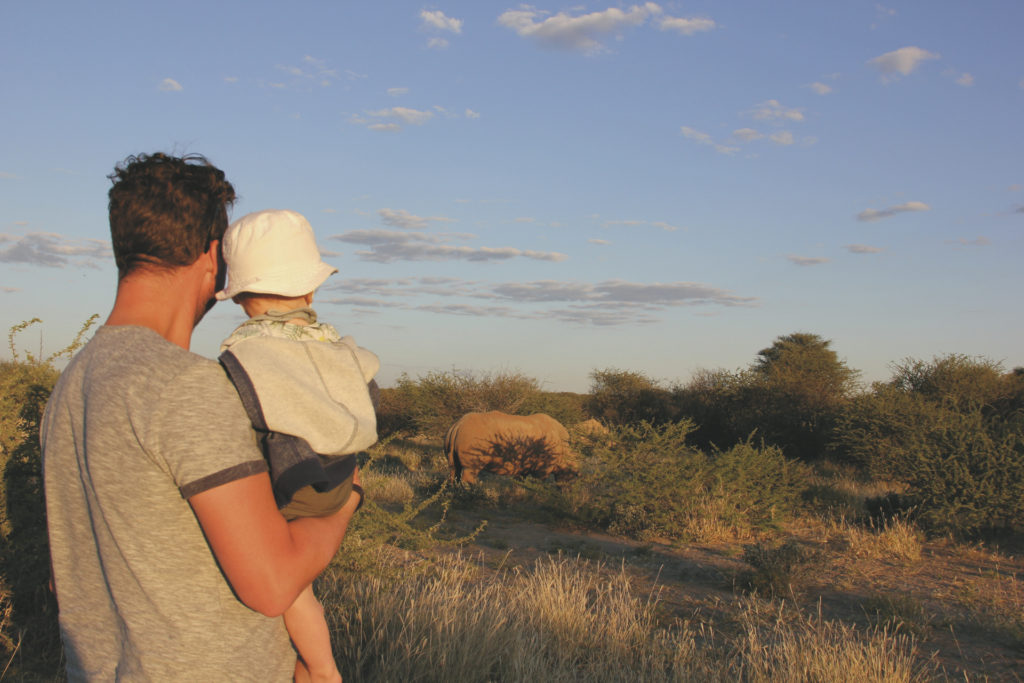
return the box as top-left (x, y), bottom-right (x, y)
top-left (42, 325), bottom-right (295, 681)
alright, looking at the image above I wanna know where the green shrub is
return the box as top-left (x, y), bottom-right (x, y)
top-left (520, 390), bottom-right (587, 429)
top-left (736, 538), bottom-right (823, 598)
top-left (832, 355), bottom-right (1024, 536)
top-left (1, 316), bottom-right (97, 678)
top-left (387, 369), bottom-right (544, 439)
top-left (568, 422), bottom-right (807, 542)
top-left (584, 368), bottom-right (676, 426)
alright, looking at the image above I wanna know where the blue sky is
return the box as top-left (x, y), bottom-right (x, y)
top-left (2, 1), bottom-right (1022, 392)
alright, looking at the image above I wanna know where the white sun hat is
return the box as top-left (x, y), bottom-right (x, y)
top-left (216, 209), bottom-right (338, 300)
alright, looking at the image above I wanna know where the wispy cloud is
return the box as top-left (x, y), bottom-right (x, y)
top-left (732, 128), bottom-right (764, 142)
top-left (0, 232), bottom-right (111, 267)
top-left (589, 239), bottom-right (611, 245)
top-left (159, 78), bottom-right (183, 92)
top-left (322, 275), bottom-right (755, 325)
top-left (808, 82), bottom-right (832, 95)
top-left (680, 126), bottom-right (738, 155)
top-left (498, 3), bottom-right (710, 55)
top-left (0, 172), bottom-right (17, 180)
top-left (378, 208), bottom-right (453, 230)
top-left (602, 219), bottom-right (680, 232)
top-left (868, 46), bottom-right (940, 81)
top-left (656, 15), bottom-right (715, 36)
top-left (845, 244), bottom-right (884, 254)
top-left (332, 230), bottom-right (566, 264)
top-left (945, 236), bottom-right (990, 247)
top-left (942, 69), bottom-right (974, 87)
top-left (856, 201), bottom-right (930, 222)
top-left (769, 131), bottom-right (794, 146)
top-left (354, 106), bottom-right (436, 131)
top-left (262, 56), bottom-right (338, 90)
top-left (372, 107), bottom-right (434, 125)
top-left (2, 287), bottom-right (20, 293)
top-left (749, 99), bottom-right (804, 122)
top-left (787, 255), bottom-right (829, 266)
top-left (387, 87), bottom-right (409, 97)
top-left (465, 108), bottom-right (481, 119)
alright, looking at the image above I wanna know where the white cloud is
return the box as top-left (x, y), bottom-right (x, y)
top-left (589, 239), bottom-right (611, 245)
top-left (732, 128), bottom-right (763, 142)
top-left (955, 72), bottom-right (974, 87)
top-left (657, 15), bottom-right (715, 35)
top-left (224, 76), bottom-right (239, 83)
top-left (387, 87), bottom-right (409, 97)
top-left (498, 3), bottom-right (662, 55)
top-left (2, 287), bottom-right (20, 293)
top-left (159, 78), bottom-right (183, 92)
top-left (845, 244), bottom-right (884, 254)
top-left (465, 108), bottom-right (481, 119)
top-left (427, 37), bottom-right (450, 49)
top-left (809, 82), bottom-right (832, 95)
top-left (750, 99), bottom-right (804, 122)
top-left (363, 106), bottom-right (435, 130)
top-left (421, 9), bottom-right (463, 34)
top-left (856, 201), bottom-right (930, 222)
top-left (868, 46), bottom-right (940, 80)
top-left (787, 255), bottom-right (829, 266)
top-left (770, 131), bottom-right (794, 145)
top-left (378, 208), bottom-right (453, 230)
top-left (680, 126), bottom-right (738, 155)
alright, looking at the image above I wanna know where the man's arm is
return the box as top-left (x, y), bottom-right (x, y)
top-left (189, 468), bottom-right (360, 617)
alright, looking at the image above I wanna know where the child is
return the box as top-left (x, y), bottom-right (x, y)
top-left (216, 209), bottom-right (379, 683)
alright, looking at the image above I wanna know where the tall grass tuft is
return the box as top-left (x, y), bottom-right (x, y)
top-left (322, 552), bottom-right (930, 682)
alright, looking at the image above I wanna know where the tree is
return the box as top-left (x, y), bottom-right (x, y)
top-left (749, 333), bottom-right (859, 460)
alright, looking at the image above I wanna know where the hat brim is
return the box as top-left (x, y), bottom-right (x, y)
top-left (216, 262), bottom-right (337, 301)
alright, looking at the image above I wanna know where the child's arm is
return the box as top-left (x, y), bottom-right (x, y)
top-left (286, 585), bottom-right (341, 683)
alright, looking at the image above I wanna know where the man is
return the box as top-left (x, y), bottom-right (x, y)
top-left (41, 153), bottom-right (361, 681)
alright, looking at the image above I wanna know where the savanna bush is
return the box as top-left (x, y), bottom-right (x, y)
top-left (672, 333), bottom-right (858, 461)
top-left (380, 369), bottom-right (581, 440)
top-left (584, 368), bottom-right (676, 426)
top-left (832, 355), bottom-right (1024, 536)
top-left (568, 421), bottom-right (807, 542)
top-left (1, 316), bottom-right (96, 677)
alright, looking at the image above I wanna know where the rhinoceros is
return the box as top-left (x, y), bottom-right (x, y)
top-left (444, 411), bottom-right (577, 484)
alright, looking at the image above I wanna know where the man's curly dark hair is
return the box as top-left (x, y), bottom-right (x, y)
top-left (108, 153), bottom-right (237, 278)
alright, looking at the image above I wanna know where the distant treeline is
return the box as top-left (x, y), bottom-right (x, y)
top-left (377, 332), bottom-right (1024, 537)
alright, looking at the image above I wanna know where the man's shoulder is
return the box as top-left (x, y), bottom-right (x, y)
top-left (73, 325), bottom-right (231, 400)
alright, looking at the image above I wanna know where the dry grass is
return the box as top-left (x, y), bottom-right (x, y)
top-left (731, 599), bottom-right (931, 682)
top-left (943, 563), bottom-right (1024, 650)
top-left (362, 470), bottom-right (416, 506)
top-left (825, 517), bottom-right (925, 564)
top-left (320, 551), bottom-right (930, 682)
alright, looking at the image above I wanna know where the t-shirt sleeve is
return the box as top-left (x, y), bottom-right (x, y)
top-left (147, 360), bottom-right (268, 498)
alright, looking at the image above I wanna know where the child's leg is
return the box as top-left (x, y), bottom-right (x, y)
top-left (285, 584), bottom-right (341, 683)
